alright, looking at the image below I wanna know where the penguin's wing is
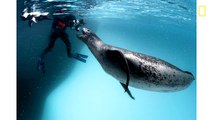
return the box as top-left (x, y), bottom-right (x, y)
top-left (31, 17), bottom-right (37, 23)
top-left (105, 49), bottom-right (130, 92)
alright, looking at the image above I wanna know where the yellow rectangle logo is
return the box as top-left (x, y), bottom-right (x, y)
top-left (198, 6), bottom-right (206, 17)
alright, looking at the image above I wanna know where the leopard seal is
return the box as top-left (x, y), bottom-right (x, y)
top-left (78, 28), bottom-right (194, 99)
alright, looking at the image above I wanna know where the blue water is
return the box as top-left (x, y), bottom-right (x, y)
top-left (18, 0), bottom-right (196, 120)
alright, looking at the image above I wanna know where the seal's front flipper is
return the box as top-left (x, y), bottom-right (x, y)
top-left (120, 82), bottom-right (135, 100)
top-left (106, 50), bottom-right (130, 91)
top-left (37, 57), bottom-right (45, 74)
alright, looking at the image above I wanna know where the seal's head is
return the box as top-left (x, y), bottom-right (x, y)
top-left (77, 28), bottom-right (100, 43)
top-left (82, 28), bottom-right (91, 35)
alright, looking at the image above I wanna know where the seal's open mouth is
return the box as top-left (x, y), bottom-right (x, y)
top-left (77, 27), bottom-right (92, 40)
top-left (82, 27), bottom-right (88, 35)
top-left (77, 28), bottom-right (87, 40)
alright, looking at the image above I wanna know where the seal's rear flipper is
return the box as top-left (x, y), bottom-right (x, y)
top-left (106, 50), bottom-right (130, 91)
top-left (120, 82), bottom-right (135, 100)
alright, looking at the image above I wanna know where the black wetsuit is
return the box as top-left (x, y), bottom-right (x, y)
top-left (40, 15), bottom-right (78, 58)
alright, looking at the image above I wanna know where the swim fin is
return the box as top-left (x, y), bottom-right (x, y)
top-left (37, 57), bottom-right (45, 74)
top-left (71, 53), bottom-right (88, 63)
top-left (75, 53), bottom-right (88, 58)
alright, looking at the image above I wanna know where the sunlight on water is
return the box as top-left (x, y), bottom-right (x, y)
top-left (86, 0), bottom-right (195, 22)
top-left (28, 0), bottom-right (195, 22)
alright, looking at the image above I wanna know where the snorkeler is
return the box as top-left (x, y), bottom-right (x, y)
top-left (36, 10), bottom-right (88, 73)
top-left (21, 8), bottom-right (52, 27)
